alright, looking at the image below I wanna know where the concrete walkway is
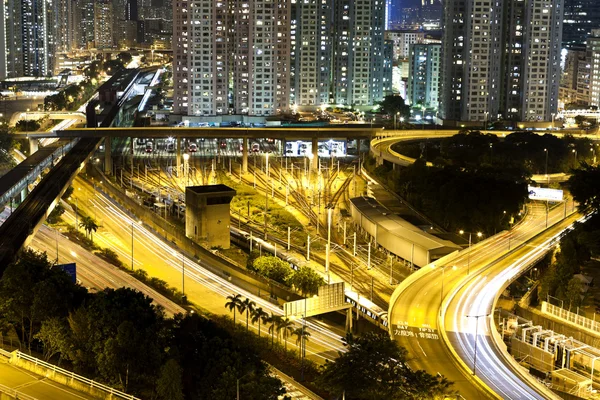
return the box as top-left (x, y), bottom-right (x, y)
top-left (0, 357), bottom-right (97, 400)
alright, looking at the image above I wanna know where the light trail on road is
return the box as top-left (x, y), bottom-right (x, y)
top-left (67, 180), bottom-right (347, 361)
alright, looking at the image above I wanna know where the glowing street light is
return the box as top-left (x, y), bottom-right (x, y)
top-left (459, 230), bottom-right (483, 275)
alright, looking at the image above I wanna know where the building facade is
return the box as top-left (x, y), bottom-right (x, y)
top-left (440, 0), bottom-right (563, 123)
top-left (290, 0), bottom-right (332, 108)
top-left (588, 30), bottom-right (600, 108)
top-left (173, 0), bottom-right (291, 117)
top-left (1, 0), bottom-right (58, 77)
top-left (407, 43), bottom-right (440, 109)
top-left (385, 30), bottom-right (425, 61)
top-left (332, 0), bottom-right (389, 107)
top-left (562, 0), bottom-right (600, 48)
top-left (94, 0), bottom-right (114, 49)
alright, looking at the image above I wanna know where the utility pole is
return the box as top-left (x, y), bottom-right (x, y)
top-left (264, 189), bottom-right (268, 240)
top-left (326, 208), bottom-right (332, 284)
top-left (287, 226), bottom-right (291, 250)
top-left (306, 234), bottom-right (310, 261)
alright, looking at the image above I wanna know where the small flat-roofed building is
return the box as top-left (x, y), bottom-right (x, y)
top-left (349, 196), bottom-right (460, 268)
top-left (185, 184), bottom-right (236, 249)
top-left (551, 369), bottom-right (592, 398)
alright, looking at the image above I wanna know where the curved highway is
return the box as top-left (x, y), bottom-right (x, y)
top-left (382, 130), bottom-right (583, 399)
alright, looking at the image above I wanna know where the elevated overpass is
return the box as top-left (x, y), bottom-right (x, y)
top-left (0, 139), bottom-right (76, 207)
top-left (25, 126), bottom-right (379, 174)
top-left (379, 129), bottom-right (587, 398)
top-left (0, 68), bottom-right (153, 269)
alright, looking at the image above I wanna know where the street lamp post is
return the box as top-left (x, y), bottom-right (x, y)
top-left (183, 153), bottom-right (190, 187)
top-left (466, 313), bottom-right (491, 376)
top-left (544, 148), bottom-right (549, 184)
top-left (131, 220), bottom-right (142, 270)
top-left (460, 230), bottom-right (482, 275)
top-left (326, 207), bottom-right (332, 284)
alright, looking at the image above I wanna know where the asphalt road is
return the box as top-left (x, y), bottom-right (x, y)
top-left (29, 222), bottom-right (185, 316)
top-left (66, 177), bottom-right (347, 363)
top-left (0, 357), bottom-right (97, 400)
top-left (443, 213), bottom-right (582, 400)
top-left (390, 202), bottom-right (572, 399)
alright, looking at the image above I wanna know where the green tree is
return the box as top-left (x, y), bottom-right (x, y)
top-left (292, 327), bottom-right (310, 352)
top-left (569, 162), bottom-right (600, 214)
top-left (252, 256), bottom-right (292, 284)
top-left (79, 216), bottom-right (99, 242)
top-left (574, 115), bottom-right (587, 128)
top-left (251, 307), bottom-right (269, 337)
top-left (279, 318), bottom-right (294, 351)
top-left (287, 266), bottom-right (325, 296)
top-left (378, 95), bottom-right (410, 121)
top-left (0, 125), bottom-right (15, 152)
top-left (34, 317), bottom-right (71, 363)
top-left (47, 204), bottom-right (65, 224)
top-left (157, 359), bottom-right (184, 400)
top-left (268, 314), bottom-right (281, 348)
top-left (564, 277), bottom-right (583, 311)
top-left (320, 332), bottom-right (453, 400)
top-left (117, 52), bottom-right (133, 65)
top-left (225, 294), bottom-right (243, 325)
top-left (14, 119), bottom-right (41, 132)
top-left (0, 249), bottom-right (84, 349)
top-left (238, 297), bottom-right (255, 331)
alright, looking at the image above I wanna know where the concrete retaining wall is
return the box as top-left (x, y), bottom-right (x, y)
top-left (86, 165), bottom-right (301, 304)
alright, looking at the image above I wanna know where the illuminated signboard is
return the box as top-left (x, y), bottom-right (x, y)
top-left (528, 186), bottom-right (564, 202)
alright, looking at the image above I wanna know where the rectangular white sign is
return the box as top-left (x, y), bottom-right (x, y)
top-left (528, 186), bottom-right (564, 202)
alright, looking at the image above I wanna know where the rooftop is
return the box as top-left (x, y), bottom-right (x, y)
top-left (186, 184), bottom-right (236, 195)
top-left (350, 196), bottom-right (460, 252)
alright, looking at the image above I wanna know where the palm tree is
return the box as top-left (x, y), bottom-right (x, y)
top-left (225, 294), bottom-right (243, 325)
top-left (268, 314), bottom-right (281, 348)
top-left (279, 318), bottom-right (294, 351)
top-left (251, 307), bottom-right (269, 337)
top-left (238, 298), bottom-right (256, 331)
top-left (293, 327), bottom-right (311, 356)
top-left (79, 216), bottom-right (98, 242)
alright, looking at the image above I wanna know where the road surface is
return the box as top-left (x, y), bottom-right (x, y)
top-left (65, 178), bottom-right (347, 363)
top-left (390, 201), bottom-right (572, 399)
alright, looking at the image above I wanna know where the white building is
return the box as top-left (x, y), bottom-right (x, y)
top-left (440, 0), bottom-right (563, 124)
top-left (385, 30), bottom-right (425, 61)
top-left (290, 0), bottom-right (332, 108)
top-left (332, 0), bottom-right (389, 107)
top-left (589, 30), bottom-right (600, 108)
top-left (172, 0), bottom-right (291, 117)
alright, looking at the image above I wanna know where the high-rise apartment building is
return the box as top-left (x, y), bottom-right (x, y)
top-left (74, 0), bottom-right (95, 49)
top-left (332, 0), bottom-right (389, 106)
top-left (1, 0), bottom-right (57, 77)
top-left (563, 0), bottom-right (600, 48)
top-left (290, 0), bottom-right (332, 108)
top-left (407, 43), bottom-right (440, 109)
top-left (385, 30), bottom-right (425, 61)
top-left (94, 0), bottom-right (114, 49)
top-left (440, 0), bottom-right (563, 123)
top-left (173, 0), bottom-right (291, 117)
top-left (588, 30), bottom-right (600, 108)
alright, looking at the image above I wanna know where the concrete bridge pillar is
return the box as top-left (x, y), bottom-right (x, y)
top-left (177, 138), bottom-right (182, 176)
top-left (242, 137), bottom-right (249, 173)
top-left (28, 138), bottom-right (38, 155)
top-left (104, 137), bottom-right (112, 175)
top-left (130, 138), bottom-right (134, 177)
top-left (21, 185), bottom-right (28, 202)
top-left (311, 137), bottom-right (318, 170)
